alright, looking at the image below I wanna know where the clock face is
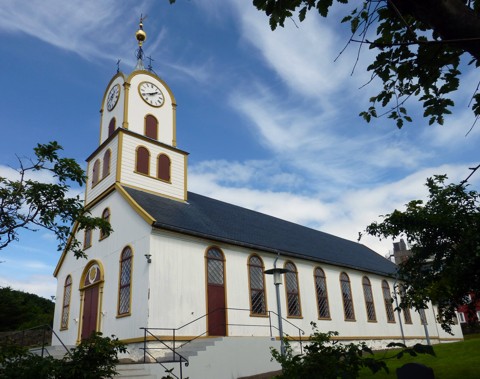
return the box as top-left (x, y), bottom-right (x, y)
top-left (139, 81), bottom-right (164, 107)
top-left (107, 84), bottom-right (120, 111)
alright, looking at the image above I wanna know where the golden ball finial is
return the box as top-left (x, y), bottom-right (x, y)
top-left (136, 20), bottom-right (147, 46)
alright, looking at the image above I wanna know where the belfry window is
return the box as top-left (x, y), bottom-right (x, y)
top-left (60, 275), bottom-right (72, 330)
top-left (92, 159), bottom-right (100, 187)
top-left (118, 246), bottom-right (133, 316)
top-left (382, 280), bottom-right (396, 323)
top-left (145, 115), bottom-right (158, 140)
top-left (340, 272), bottom-right (355, 320)
top-left (136, 146), bottom-right (150, 175)
top-left (362, 276), bottom-right (376, 322)
top-left (157, 154), bottom-right (171, 182)
top-left (314, 267), bottom-right (330, 319)
top-left (284, 262), bottom-right (301, 317)
top-left (248, 255), bottom-right (267, 316)
top-left (108, 118), bottom-right (115, 137)
top-left (102, 149), bottom-right (111, 179)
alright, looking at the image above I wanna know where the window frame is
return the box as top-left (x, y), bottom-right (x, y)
top-left (108, 117), bottom-right (116, 137)
top-left (117, 246), bottom-right (133, 317)
top-left (135, 146), bottom-right (150, 175)
top-left (92, 159), bottom-right (101, 187)
top-left (157, 153), bottom-right (171, 182)
top-left (247, 254), bottom-right (268, 317)
top-left (382, 280), bottom-right (396, 323)
top-left (84, 228), bottom-right (92, 249)
top-left (284, 262), bottom-right (302, 318)
top-left (145, 114), bottom-right (158, 140)
top-left (102, 149), bottom-right (111, 179)
top-left (60, 275), bottom-right (72, 330)
top-left (314, 267), bottom-right (330, 319)
top-left (362, 276), bottom-right (377, 322)
top-left (340, 272), bottom-right (356, 321)
top-left (99, 208), bottom-right (110, 240)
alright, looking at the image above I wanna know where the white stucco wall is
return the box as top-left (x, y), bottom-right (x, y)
top-left (52, 190), bottom-right (152, 346)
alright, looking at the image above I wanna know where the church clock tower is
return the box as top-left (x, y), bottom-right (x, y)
top-left (84, 19), bottom-right (188, 205)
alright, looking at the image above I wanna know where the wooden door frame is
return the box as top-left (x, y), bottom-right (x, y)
top-left (205, 246), bottom-right (228, 336)
top-left (77, 260), bottom-right (105, 344)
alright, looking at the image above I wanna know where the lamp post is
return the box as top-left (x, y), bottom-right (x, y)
top-left (265, 253), bottom-right (290, 356)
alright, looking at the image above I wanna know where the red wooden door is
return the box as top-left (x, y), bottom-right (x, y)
top-left (81, 285), bottom-right (99, 340)
top-left (206, 248), bottom-right (226, 336)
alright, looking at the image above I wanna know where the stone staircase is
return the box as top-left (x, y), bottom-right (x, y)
top-left (155, 337), bottom-right (282, 379)
top-left (30, 344), bottom-right (75, 359)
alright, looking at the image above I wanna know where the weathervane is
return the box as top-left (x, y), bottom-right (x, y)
top-left (116, 59), bottom-right (121, 74)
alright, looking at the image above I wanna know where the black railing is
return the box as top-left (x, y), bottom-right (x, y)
top-left (0, 324), bottom-right (71, 358)
top-left (140, 307), bottom-right (305, 378)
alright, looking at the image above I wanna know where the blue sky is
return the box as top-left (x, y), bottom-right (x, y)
top-left (1, 0), bottom-right (479, 299)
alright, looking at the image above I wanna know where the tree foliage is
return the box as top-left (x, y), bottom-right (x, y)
top-left (0, 141), bottom-right (111, 259)
top-left (366, 175), bottom-right (480, 333)
top-left (253, 0), bottom-right (480, 128)
top-left (271, 323), bottom-right (435, 378)
top-left (0, 333), bottom-right (126, 379)
top-left (0, 287), bottom-right (54, 332)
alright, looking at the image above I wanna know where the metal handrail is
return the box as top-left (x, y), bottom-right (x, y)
top-left (0, 324), bottom-right (71, 358)
top-left (140, 306), bottom-right (306, 376)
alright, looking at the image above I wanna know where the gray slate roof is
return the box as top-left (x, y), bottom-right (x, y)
top-left (124, 186), bottom-right (397, 277)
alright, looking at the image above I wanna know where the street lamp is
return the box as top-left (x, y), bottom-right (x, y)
top-left (265, 253), bottom-right (290, 356)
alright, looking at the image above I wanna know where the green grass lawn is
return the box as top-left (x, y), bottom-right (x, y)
top-left (359, 335), bottom-right (480, 378)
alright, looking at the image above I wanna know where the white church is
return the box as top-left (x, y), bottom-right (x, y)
top-left (51, 21), bottom-right (463, 379)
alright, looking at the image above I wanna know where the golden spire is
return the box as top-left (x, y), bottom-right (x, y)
top-left (134, 16), bottom-right (147, 71)
top-left (136, 16), bottom-right (147, 47)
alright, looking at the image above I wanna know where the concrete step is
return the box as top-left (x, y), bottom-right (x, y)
top-left (30, 345), bottom-right (75, 359)
top-left (157, 337), bottom-right (223, 362)
top-left (116, 363), bottom-right (155, 378)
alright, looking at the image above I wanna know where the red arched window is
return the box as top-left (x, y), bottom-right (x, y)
top-left (118, 247), bottom-right (133, 316)
top-left (340, 272), bottom-right (355, 321)
top-left (136, 146), bottom-right (150, 175)
top-left (362, 276), bottom-right (377, 322)
top-left (248, 255), bottom-right (267, 315)
top-left (108, 118), bottom-right (115, 137)
top-left (102, 149), bottom-right (111, 179)
top-left (157, 154), bottom-right (171, 182)
top-left (314, 267), bottom-right (330, 319)
top-left (60, 275), bottom-right (72, 330)
top-left (92, 159), bottom-right (100, 187)
top-left (145, 115), bottom-right (158, 140)
top-left (284, 262), bottom-right (301, 317)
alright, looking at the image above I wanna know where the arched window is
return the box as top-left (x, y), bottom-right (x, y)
top-left (136, 146), bottom-right (150, 175)
top-left (382, 280), bottom-right (396, 322)
top-left (108, 118), bottom-right (116, 137)
top-left (362, 276), bottom-right (376, 322)
top-left (102, 149), bottom-right (111, 179)
top-left (60, 275), bottom-right (72, 330)
top-left (145, 115), bottom-right (158, 140)
top-left (157, 154), bottom-right (171, 182)
top-left (248, 255), bottom-right (267, 315)
top-left (99, 208), bottom-right (110, 240)
top-left (340, 272), bottom-right (355, 320)
top-left (403, 306), bottom-right (413, 324)
top-left (92, 159), bottom-right (100, 187)
top-left (118, 247), bottom-right (133, 316)
top-left (418, 308), bottom-right (428, 325)
top-left (84, 228), bottom-right (92, 249)
top-left (284, 262), bottom-right (301, 317)
top-left (314, 267), bottom-right (330, 319)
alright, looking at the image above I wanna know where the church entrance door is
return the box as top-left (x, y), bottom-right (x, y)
top-left (81, 285), bottom-right (99, 340)
top-left (79, 262), bottom-right (103, 340)
top-left (206, 248), bottom-right (227, 336)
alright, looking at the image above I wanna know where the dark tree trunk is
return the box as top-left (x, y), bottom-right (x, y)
top-left (391, 0), bottom-right (480, 60)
